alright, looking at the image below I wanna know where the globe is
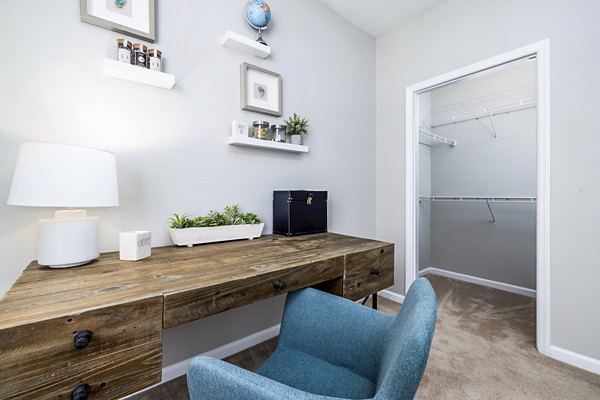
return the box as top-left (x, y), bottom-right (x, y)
top-left (246, 0), bottom-right (271, 29)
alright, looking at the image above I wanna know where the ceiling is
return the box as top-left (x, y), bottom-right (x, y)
top-left (315, 0), bottom-right (448, 37)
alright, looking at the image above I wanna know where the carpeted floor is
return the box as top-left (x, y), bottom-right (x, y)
top-left (130, 275), bottom-right (600, 399)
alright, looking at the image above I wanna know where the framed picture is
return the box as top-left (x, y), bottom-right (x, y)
top-left (231, 120), bottom-right (250, 137)
top-left (240, 63), bottom-right (282, 117)
top-left (80, 0), bottom-right (156, 42)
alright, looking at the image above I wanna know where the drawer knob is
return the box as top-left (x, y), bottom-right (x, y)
top-left (273, 279), bottom-right (285, 290)
top-left (370, 268), bottom-right (380, 276)
top-left (71, 384), bottom-right (90, 400)
top-left (74, 330), bottom-right (93, 349)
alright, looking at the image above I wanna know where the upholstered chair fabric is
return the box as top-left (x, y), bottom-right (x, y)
top-left (187, 278), bottom-right (437, 400)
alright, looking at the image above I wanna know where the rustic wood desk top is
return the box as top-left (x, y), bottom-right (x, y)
top-left (0, 233), bottom-right (392, 330)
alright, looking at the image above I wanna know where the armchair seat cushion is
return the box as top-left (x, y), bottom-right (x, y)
top-left (257, 345), bottom-right (376, 399)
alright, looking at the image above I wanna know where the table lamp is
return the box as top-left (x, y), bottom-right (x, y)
top-left (7, 142), bottom-right (119, 268)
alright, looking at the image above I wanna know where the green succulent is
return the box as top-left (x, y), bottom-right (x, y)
top-left (168, 213), bottom-right (195, 229)
top-left (284, 113), bottom-right (309, 136)
top-left (238, 212), bottom-right (261, 225)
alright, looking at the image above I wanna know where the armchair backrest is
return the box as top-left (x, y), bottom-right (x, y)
top-left (278, 287), bottom-right (393, 383)
top-left (375, 278), bottom-right (437, 400)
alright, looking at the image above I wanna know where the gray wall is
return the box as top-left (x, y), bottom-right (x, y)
top-left (418, 144), bottom-right (432, 270)
top-left (418, 93), bottom-right (432, 270)
top-left (0, 0), bottom-right (376, 369)
top-left (377, 0), bottom-right (600, 360)
top-left (422, 62), bottom-right (537, 289)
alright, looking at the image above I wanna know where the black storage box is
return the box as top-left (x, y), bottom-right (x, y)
top-left (273, 191), bottom-right (328, 236)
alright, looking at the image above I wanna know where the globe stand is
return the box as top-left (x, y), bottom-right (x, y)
top-left (255, 27), bottom-right (268, 46)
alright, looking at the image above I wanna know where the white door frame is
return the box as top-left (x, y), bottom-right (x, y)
top-left (404, 39), bottom-right (551, 355)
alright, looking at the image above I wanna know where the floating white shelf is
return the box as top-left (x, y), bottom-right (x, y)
top-left (222, 31), bottom-right (271, 59)
top-left (228, 135), bottom-right (308, 153)
top-left (102, 58), bottom-right (175, 89)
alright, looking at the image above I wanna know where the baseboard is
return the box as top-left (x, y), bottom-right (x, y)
top-left (419, 267), bottom-right (536, 298)
top-left (379, 289), bottom-right (405, 304)
top-left (549, 345), bottom-right (600, 375)
top-left (161, 323), bottom-right (281, 382)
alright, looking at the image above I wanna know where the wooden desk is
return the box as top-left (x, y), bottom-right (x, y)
top-left (0, 233), bottom-right (393, 400)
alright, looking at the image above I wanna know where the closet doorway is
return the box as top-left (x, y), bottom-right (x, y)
top-left (404, 40), bottom-right (550, 355)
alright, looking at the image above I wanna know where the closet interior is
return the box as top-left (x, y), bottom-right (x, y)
top-left (417, 58), bottom-right (537, 295)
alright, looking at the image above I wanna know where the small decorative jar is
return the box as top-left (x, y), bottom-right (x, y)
top-left (133, 43), bottom-right (148, 68)
top-left (271, 125), bottom-right (286, 142)
top-left (116, 38), bottom-right (132, 64)
top-left (148, 48), bottom-right (162, 71)
top-left (252, 121), bottom-right (270, 140)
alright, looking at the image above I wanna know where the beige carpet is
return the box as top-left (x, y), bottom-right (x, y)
top-left (414, 275), bottom-right (600, 399)
top-left (131, 275), bottom-right (600, 399)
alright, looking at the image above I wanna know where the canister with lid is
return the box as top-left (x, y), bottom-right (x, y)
top-left (252, 121), bottom-right (271, 140)
top-left (133, 43), bottom-right (148, 68)
top-left (271, 125), bottom-right (286, 142)
top-left (116, 38), bottom-right (132, 64)
top-left (148, 48), bottom-right (162, 71)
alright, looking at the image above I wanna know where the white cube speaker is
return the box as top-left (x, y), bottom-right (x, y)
top-left (119, 231), bottom-right (151, 261)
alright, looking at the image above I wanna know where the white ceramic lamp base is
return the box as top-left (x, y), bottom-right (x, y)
top-left (37, 210), bottom-right (100, 268)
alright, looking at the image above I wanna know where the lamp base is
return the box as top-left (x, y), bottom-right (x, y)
top-left (37, 210), bottom-right (100, 268)
top-left (47, 260), bottom-right (94, 269)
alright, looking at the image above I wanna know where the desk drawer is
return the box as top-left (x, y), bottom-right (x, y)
top-left (255, 257), bottom-right (344, 299)
top-left (163, 256), bottom-right (344, 328)
top-left (343, 245), bottom-right (394, 301)
top-left (164, 275), bottom-right (260, 328)
top-left (0, 297), bottom-right (162, 400)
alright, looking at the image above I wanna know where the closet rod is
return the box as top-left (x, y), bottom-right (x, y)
top-left (427, 97), bottom-right (536, 129)
top-left (419, 196), bottom-right (536, 203)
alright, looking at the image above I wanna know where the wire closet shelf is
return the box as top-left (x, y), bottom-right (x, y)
top-left (419, 196), bottom-right (536, 202)
top-left (418, 129), bottom-right (457, 147)
top-left (419, 196), bottom-right (537, 223)
top-left (425, 97), bottom-right (537, 129)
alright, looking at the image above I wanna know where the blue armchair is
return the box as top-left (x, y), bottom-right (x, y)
top-left (187, 278), bottom-right (437, 400)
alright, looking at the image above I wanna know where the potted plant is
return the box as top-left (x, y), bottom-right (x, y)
top-left (284, 113), bottom-right (309, 145)
top-left (168, 205), bottom-right (264, 247)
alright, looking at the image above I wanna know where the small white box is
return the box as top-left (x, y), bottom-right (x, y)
top-left (120, 231), bottom-right (151, 261)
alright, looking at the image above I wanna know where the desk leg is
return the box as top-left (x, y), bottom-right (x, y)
top-left (361, 293), bottom-right (378, 310)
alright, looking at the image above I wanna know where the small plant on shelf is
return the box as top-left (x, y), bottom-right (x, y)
top-left (283, 113), bottom-right (309, 136)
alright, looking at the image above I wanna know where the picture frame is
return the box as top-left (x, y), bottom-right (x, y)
top-left (80, 0), bottom-right (156, 42)
top-left (240, 63), bottom-right (282, 117)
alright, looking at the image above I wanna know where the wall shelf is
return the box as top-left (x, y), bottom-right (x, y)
top-left (229, 135), bottom-right (308, 153)
top-left (222, 31), bottom-right (271, 59)
top-left (102, 58), bottom-right (175, 89)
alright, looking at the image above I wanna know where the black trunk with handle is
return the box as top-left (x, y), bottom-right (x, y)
top-left (273, 191), bottom-right (327, 236)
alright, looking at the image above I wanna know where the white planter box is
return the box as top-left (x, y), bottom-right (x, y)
top-left (169, 223), bottom-right (265, 247)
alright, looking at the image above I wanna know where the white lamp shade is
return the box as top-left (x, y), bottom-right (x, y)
top-left (7, 142), bottom-right (119, 207)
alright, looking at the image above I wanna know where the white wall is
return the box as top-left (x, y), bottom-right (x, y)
top-left (377, 0), bottom-right (600, 361)
top-left (0, 0), bottom-right (376, 369)
top-left (424, 62), bottom-right (537, 289)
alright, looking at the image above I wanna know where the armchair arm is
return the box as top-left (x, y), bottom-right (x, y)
top-left (187, 356), bottom-right (344, 400)
top-left (277, 288), bottom-right (393, 382)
